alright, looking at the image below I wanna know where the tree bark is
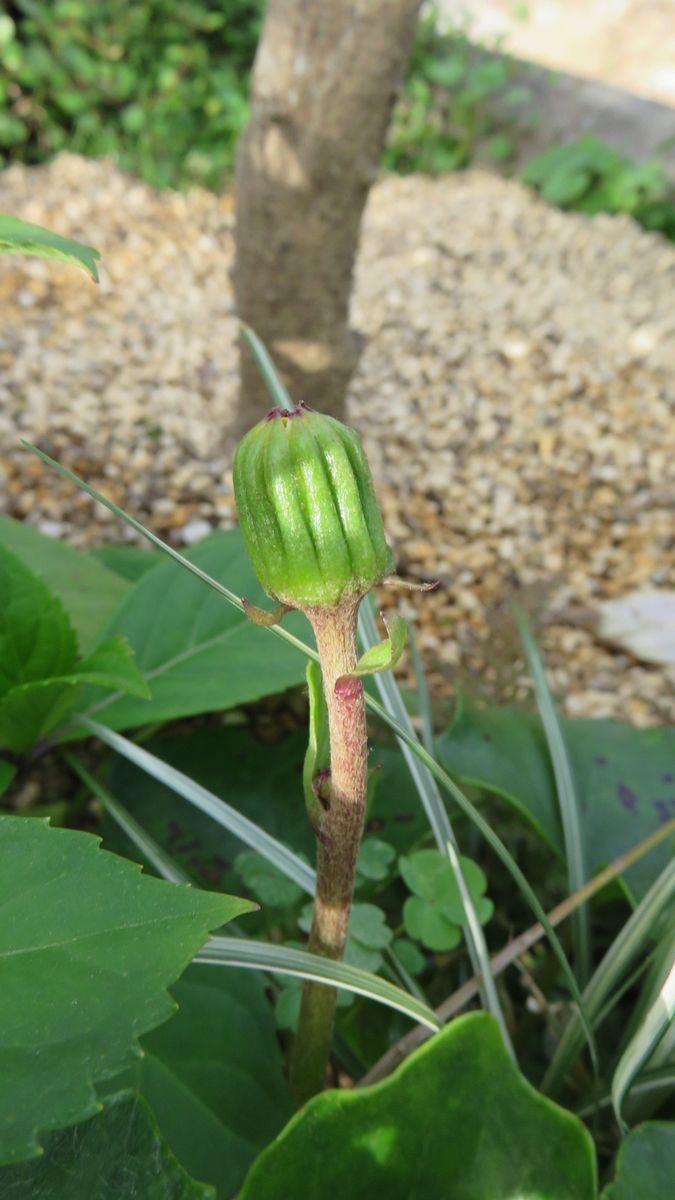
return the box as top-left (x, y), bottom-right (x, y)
top-left (233, 0), bottom-right (422, 435)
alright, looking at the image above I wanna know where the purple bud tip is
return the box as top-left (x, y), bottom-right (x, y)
top-left (265, 402), bottom-right (308, 423)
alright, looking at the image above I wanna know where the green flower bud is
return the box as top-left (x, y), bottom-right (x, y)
top-left (233, 403), bottom-right (394, 609)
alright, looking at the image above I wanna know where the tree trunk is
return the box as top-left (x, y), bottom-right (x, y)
top-left (233, 0), bottom-right (422, 434)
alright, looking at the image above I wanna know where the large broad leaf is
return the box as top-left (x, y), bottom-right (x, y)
top-left (602, 1121), bottom-right (675, 1199)
top-left (0, 544), bottom-right (78, 696)
top-left (239, 1013), bottom-right (597, 1200)
top-left (0, 815), bottom-right (254, 1165)
top-left (105, 965), bottom-right (291, 1200)
top-left (0, 1091), bottom-right (214, 1199)
top-left (0, 213), bottom-right (100, 280)
top-left (0, 638), bottom-right (149, 754)
top-left (0, 517), bottom-right (129, 653)
top-left (438, 700), bottom-right (675, 901)
top-left (73, 531), bottom-right (310, 730)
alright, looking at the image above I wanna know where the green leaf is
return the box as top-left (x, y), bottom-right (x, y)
top-left (0, 759), bottom-right (16, 799)
top-left (104, 966), bottom-right (290, 1200)
top-left (602, 1122), bottom-right (675, 1200)
top-left (73, 532), bottom-right (309, 730)
top-left (340, 613), bottom-right (407, 684)
top-left (0, 814), bottom-right (254, 1165)
top-left (235, 850), bottom-right (305, 909)
top-left (0, 213), bottom-right (100, 280)
top-left (72, 635), bottom-right (150, 698)
top-left (391, 937), bottom-right (426, 977)
top-left (239, 1013), bottom-right (597, 1200)
top-left (541, 166), bottom-right (592, 205)
top-left (89, 544), bottom-right (160, 583)
top-left (0, 638), bottom-right (148, 754)
top-left (485, 133), bottom-right (514, 162)
top-left (356, 837), bottom-right (396, 883)
top-left (0, 517), bottom-right (129, 653)
top-left (438, 700), bottom-right (675, 901)
top-left (424, 55), bottom-right (466, 88)
top-left (0, 677), bottom-right (79, 754)
top-left (0, 544), bottom-right (78, 696)
top-left (400, 849), bottom-right (492, 953)
top-left (303, 659), bottom-right (330, 829)
top-left (0, 1091), bottom-right (214, 1198)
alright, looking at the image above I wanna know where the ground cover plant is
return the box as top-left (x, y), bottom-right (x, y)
top-left (1, 211), bottom-right (674, 1199)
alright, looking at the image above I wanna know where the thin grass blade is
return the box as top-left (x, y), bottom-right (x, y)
top-left (196, 936), bottom-right (442, 1032)
top-left (79, 716), bottom-right (317, 896)
top-left (515, 606), bottom-right (590, 983)
top-left (611, 959), bottom-right (675, 1130)
top-left (359, 600), bottom-right (513, 1054)
top-left (543, 858), bottom-right (675, 1094)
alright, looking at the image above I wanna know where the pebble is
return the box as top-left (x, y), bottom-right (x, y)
top-left (0, 155), bottom-right (673, 724)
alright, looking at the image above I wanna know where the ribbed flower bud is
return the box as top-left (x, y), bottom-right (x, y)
top-left (233, 403), bottom-right (393, 609)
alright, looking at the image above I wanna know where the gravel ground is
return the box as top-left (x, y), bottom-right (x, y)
top-left (0, 154), bottom-right (673, 725)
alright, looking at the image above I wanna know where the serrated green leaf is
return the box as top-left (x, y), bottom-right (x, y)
top-left (0, 213), bottom-right (100, 280)
top-left (103, 966), bottom-right (290, 1200)
top-left (72, 532), bottom-right (309, 730)
top-left (0, 1091), bottom-right (214, 1199)
top-left (239, 1014), bottom-right (597, 1200)
top-left (0, 815), bottom-right (254, 1165)
top-left (0, 517), bottom-right (129, 654)
top-left (73, 635), bottom-right (150, 699)
top-left (0, 677), bottom-right (79, 753)
top-left (0, 544), bottom-right (78, 697)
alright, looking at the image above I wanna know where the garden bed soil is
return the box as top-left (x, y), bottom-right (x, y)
top-left (0, 154), bottom-right (673, 725)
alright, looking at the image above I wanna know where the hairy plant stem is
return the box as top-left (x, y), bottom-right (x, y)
top-left (289, 598), bottom-right (368, 1108)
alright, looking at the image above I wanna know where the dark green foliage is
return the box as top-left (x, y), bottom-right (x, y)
top-left (384, 10), bottom-right (525, 174)
top-left (0, 1), bottom-right (263, 190)
top-left (0, 542), bottom-right (148, 757)
top-left (104, 965), bottom-right (291, 1200)
top-left (0, 1091), bottom-right (216, 1199)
